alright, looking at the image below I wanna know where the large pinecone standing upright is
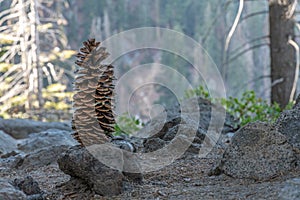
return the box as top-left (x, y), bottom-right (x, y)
top-left (72, 39), bottom-right (115, 146)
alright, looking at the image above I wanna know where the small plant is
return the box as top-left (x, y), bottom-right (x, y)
top-left (185, 85), bottom-right (210, 99)
top-left (114, 113), bottom-right (144, 136)
top-left (184, 86), bottom-right (294, 126)
top-left (220, 91), bottom-right (293, 126)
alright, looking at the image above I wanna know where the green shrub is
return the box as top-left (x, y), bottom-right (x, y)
top-left (184, 86), bottom-right (294, 126)
top-left (185, 85), bottom-right (210, 99)
top-left (114, 113), bottom-right (144, 136)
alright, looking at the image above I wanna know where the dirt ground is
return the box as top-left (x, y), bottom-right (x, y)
top-left (1, 145), bottom-right (299, 200)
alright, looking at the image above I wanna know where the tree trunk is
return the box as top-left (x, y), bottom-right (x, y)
top-left (29, 0), bottom-right (43, 111)
top-left (269, 0), bottom-right (297, 108)
top-left (19, 0), bottom-right (31, 110)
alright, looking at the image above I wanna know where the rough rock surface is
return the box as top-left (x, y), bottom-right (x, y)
top-left (0, 118), bottom-right (71, 139)
top-left (13, 176), bottom-right (42, 195)
top-left (210, 122), bottom-right (297, 180)
top-left (0, 179), bottom-right (27, 200)
top-left (1, 94), bottom-right (300, 199)
top-left (0, 127), bottom-right (77, 170)
top-left (140, 97), bottom-right (238, 154)
top-left (279, 178), bottom-right (300, 200)
top-left (57, 145), bottom-right (125, 196)
top-left (143, 137), bottom-right (167, 152)
top-left (0, 117), bottom-right (300, 199)
top-left (16, 145), bottom-right (71, 169)
top-left (0, 130), bottom-right (18, 158)
top-left (17, 129), bottom-right (77, 153)
top-left (275, 96), bottom-right (300, 149)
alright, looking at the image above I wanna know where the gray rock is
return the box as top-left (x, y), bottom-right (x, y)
top-left (143, 138), bottom-right (167, 152)
top-left (0, 130), bottom-right (18, 158)
top-left (57, 145), bottom-right (124, 196)
top-left (137, 97), bottom-right (238, 139)
top-left (210, 122), bottom-right (297, 180)
top-left (13, 176), bottom-right (42, 195)
top-left (111, 136), bottom-right (136, 152)
top-left (16, 145), bottom-right (70, 169)
top-left (138, 97), bottom-right (238, 155)
top-left (279, 178), bottom-right (300, 200)
top-left (49, 178), bottom-right (94, 199)
top-left (186, 142), bottom-right (202, 154)
top-left (18, 129), bottom-right (77, 153)
top-left (180, 97), bottom-right (239, 133)
top-left (162, 125), bottom-right (206, 142)
top-left (122, 150), bottom-right (143, 183)
top-left (275, 108), bottom-right (300, 149)
top-left (0, 119), bottom-right (71, 139)
top-left (217, 132), bottom-right (235, 147)
top-left (0, 179), bottom-right (26, 200)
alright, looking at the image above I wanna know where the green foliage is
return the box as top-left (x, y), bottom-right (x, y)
top-left (185, 85), bottom-right (210, 99)
top-left (185, 86), bottom-right (294, 126)
top-left (221, 91), bottom-right (293, 126)
top-left (114, 113), bottom-right (144, 136)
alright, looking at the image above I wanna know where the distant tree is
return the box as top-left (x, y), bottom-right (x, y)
top-left (0, 0), bottom-right (42, 112)
top-left (223, 0), bottom-right (298, 107)
top-left (0, 0), bottom-right (72, 119)
top-left (269, 0), bottom-right (298, 108)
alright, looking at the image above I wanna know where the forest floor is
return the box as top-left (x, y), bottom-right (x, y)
top-left (1, 144), bottom-right (298, 200)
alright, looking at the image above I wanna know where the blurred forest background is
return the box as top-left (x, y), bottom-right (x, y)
top-left (0, 0), bottom-right (299, 122)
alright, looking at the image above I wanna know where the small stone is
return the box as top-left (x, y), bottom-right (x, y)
top-left (156, 190), bottom-right (167, 196)
top-left (183, 177), bottom-right (191, 182)
top-left (13, 176), bottom-right (42, 195)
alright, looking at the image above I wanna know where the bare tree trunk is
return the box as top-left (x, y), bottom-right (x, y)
top-left (29, 0), bottom-right (43, 111)
top-left (269, 0), bottom-right (297, 108)
top-left (18, 0), bottom-right (31, 110)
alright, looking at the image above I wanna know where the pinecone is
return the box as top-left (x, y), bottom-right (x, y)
top-left (72, 39), bottom-right (115, 146)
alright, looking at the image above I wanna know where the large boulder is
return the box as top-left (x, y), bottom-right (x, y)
top-left (210, 122), bottom-right (297, 180)
top-left (0, 119), bottom-right (71, 139)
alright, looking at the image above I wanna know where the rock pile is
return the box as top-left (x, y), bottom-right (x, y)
top-left (140, 97), bottom-right (238, 154)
